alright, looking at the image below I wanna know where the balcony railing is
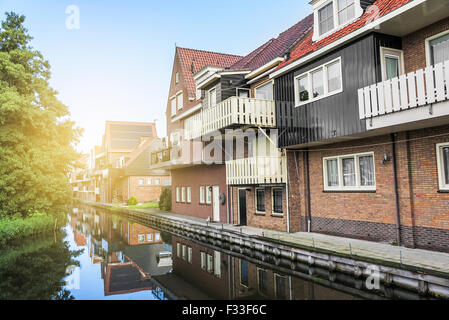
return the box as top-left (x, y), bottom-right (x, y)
top-left (226, 156), bottom-right (287, 185)
top-left (185, 96), bottom-right (276, 140)
top-left (358, 60), bottom-right (449, 120)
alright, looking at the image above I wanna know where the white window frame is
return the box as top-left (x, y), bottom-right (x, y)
top-left (200, 252), bottom-right (206, 270)
top-left (206, 186), bottom-right (212, 204)
top-left (147, 233), bottom-right (153, 242)
top-left (323, 152), bottom-right (376, 191)
top-left (187, 247), bottom-right (193, 264)
top-left (380, 47), bottom-right (405, 81)
top-left (175, 72), bottom-right (179, 84)
top-left (207, 254), bottom-right (214, 274)
top-left (155, 178), bottom-right (160, 185)
top-left (181, 187), bottom-right (186, 203)
top-left (208, 88), bottom-right (217, 108)
top-left (436, 142), bottom-right (449, 191)
top-left (255, 188), bottom-right (266, 213)
top-left (155, 233), bottom-right (161, 241)
top-left (147, 177), bottom-right (152, 185)
top-left (187, 187), bottom-right (192, 203)
top-left (138, 234), bottom-right (145, 243)
top-left (294, 57), bottom-right (343, 107)
top-left (138, 178), bottom-right (144, 186)
top-left (312, 0), bottom-right (363, 42)
top-left (176, 187), bottom-right (180, 202)
top-left (200, 186), bottom-right (205, 204)
top-left (177, 243), bottom-right (181, 257)
top-left (182, 244), bottom-right (186, 260)
top-left (177, 92), bottom-right (183, 110)
top-left (170, 97), bottom-right (176, 117)
top-left (254, 80), bottom-right (274, 101)
top-left (425, 29), bottom-right (449, 66)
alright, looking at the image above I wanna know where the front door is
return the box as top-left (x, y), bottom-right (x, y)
top-left (238, 189), bottom-right (247, 226)
top-left (212, 186), bottom-right (220, 222)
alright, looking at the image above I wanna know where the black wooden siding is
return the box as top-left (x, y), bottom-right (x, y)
top-left (202, 74), bottom-right (248, 107)
top-left (360, 0), bottom-right (376, 10)
top-left (274, 32), bottom-right (402, 148)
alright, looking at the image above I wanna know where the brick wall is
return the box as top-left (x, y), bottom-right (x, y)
top-left (231, 186), bottom-right (288, 232)
top-left (403, 17), bottom-right (449, 73)
top-left (171, 164), bottom-right (228, 222)
top-left (120, 176), bottom-right (166, 203)
top-left (287, 125), bottom-right (449, 252)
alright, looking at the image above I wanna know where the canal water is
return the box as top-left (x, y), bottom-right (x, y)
top-left (0, 205), bottom-right (441, 300)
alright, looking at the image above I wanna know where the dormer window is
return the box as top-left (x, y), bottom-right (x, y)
top-left (313, 0), bottom-right (363, 42)
top-left (318, 2), bottom-right (334, 36)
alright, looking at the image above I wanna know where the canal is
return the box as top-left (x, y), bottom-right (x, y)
top-left (0, 205), bottom-right (444, 300)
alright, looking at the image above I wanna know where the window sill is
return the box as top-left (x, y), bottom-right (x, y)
top-left (295, 88), bottom-right (343, 108)
top-left (437, 189), bottom-right (449, 193)
top-left (323, 189), bottom-right (376, 193)
top-left (271, 213), bottom-right (284, 218)
top-left (255, 212), bottom-right (266, 216)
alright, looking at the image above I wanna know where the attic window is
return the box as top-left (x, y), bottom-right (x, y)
top-left (319, 2), bottom-right (334, 36)
top-left (338, 0), bottom-right (355, 25)
top-left (175, 72), bottom-right (179, 84)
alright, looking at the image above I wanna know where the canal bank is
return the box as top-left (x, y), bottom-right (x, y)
top-left (79, 200), bottom-right (449, 299)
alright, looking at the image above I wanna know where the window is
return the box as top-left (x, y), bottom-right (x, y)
top-left (240, 260), bottom-right (249, 287)
top-left (181, 187), bottom-right (186, 203)
top-left (258, 269), bottom-right (268, 295)
top-left (318, 2), bottom-right (334, 36)
top-left (207, 254), bottom-right (213, 273)
top-left (323, 153), bottom-right (376, 191)
top-left (138, 234), bottom-right (145, 243)
top-left (182, 245), bottom-right (186, 260)
top-left (214, 251), bottom-right (221, 278)
top-left (437, 143), bottom-right (449, 190)
top-left (187, 247), bottom-right (192, 263)
top-left (255, 81), bottom-right (273, 100)
top-left (187, 187), bottom-right (192, 203)
top-left (176, 187), bottom-right (180, 202)
top-left (177, 243), bottom-right (181, 257)
top-left (155, 178), bottom-right (160, 185)
top-left (155, 233), bottom-right (161, 241)
top-left (138, 178), bottom-right (144, 186)
top-left (294, 58), bottom-right (342, 107)
top-left (209, 88), bottom-right (217, 107)
top-left (272, 188), bottom-right (283, 215)
top-left (337, 0), bottom-right (355, 25)
top-left (206, 186), bottom-right (212, 204)
top-left (275, 274), bottom-right (287, 300)
top-left (380, 47), bottom-right (404, 81)
top-left (147, 233), bottom-right (153, 242)
top-left (177, 92), bottom-right (183, 110)
top-left (171, 97), bottom-right (176, 116)
top-left (175, 72), bottom-right (179, 84)
top-left (256, 188), bottom-right (265, 213)
top-left (147, 178), bottom-right (152, 185)
top-left (200, 186), bottom-right (205, 204)
top-left (200, 252), bottom-right (206, 270)
top-left (427, 31), bottom-right (449, 65)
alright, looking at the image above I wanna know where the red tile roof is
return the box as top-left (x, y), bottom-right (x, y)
top-left (177, 47), bottom-right (242, 98)
top-left (276, 0), bottom-right (413, 71)
top-left (230, 14), bottom-right (314, 72)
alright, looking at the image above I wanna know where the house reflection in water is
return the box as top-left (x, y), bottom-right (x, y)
top-left (69, 207), bottom-right (172, 297)
top-left (152, 236), bottom-right (359, 300)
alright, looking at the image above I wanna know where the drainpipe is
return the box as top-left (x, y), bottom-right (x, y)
top-left (391, 133), bottom-right (402, 246)
top-left (286, 150), bottom-right (291, 233)
top-left (304, 149), bottom-right (312, 232)
top-left (226, 185), bottom-right (230, 224)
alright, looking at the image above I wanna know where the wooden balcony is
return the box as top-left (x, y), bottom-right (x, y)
top-left (358, 60), bottom-right (449, 130)
top-left (185, 96), bottom-right (276, 140)
top-left (226, 156), bottom-right (287, 185)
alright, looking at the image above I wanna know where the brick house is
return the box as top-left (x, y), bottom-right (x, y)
top-left (150, 47), bottom-right (242, 222)
top-left (270, 0), bottom-right (449, 251)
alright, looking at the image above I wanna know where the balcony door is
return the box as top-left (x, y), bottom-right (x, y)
top-left (380, 47), bottom-right (404, 81)
top-left (238, 189), bottom-right (247, 226)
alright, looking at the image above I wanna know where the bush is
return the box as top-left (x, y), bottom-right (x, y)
top-left (128, 196), bottom-right (138, 206)
top-left (0, 213), bottom-right (55, 245)
top-left (159, 187), bottom-right (172, 211)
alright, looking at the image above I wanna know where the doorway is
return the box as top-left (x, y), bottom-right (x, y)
top-left (238, 189), bottom-right (247, 226)
top-left (212, 186), bottom-right (220, 222)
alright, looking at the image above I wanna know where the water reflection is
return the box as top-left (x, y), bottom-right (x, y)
top-left (64, 205), bottom-right (361, 300)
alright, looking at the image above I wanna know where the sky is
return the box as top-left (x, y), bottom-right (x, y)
top-left (0, 0), bottom-right (310, 153)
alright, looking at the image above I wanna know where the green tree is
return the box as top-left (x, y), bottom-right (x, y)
top-left (0, 12), bottom-right (82, 218)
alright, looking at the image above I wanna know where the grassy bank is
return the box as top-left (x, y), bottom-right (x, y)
top-left (0, 213), bottom-right (56, 245)
top-left (126, 202), bottom-right (159, 210)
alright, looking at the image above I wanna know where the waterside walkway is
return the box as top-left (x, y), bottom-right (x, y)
top-left (80, 201), bottom-right (449, 275)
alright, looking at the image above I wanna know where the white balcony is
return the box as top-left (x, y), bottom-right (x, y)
top-left (226, 156), bottom-right (287, 185)
top-left (358, 60), bottom-right (449, 130)
top-left (185, 96), bottom-right (276, 140)
top-left (95, 188), bottom-right (100, 195)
